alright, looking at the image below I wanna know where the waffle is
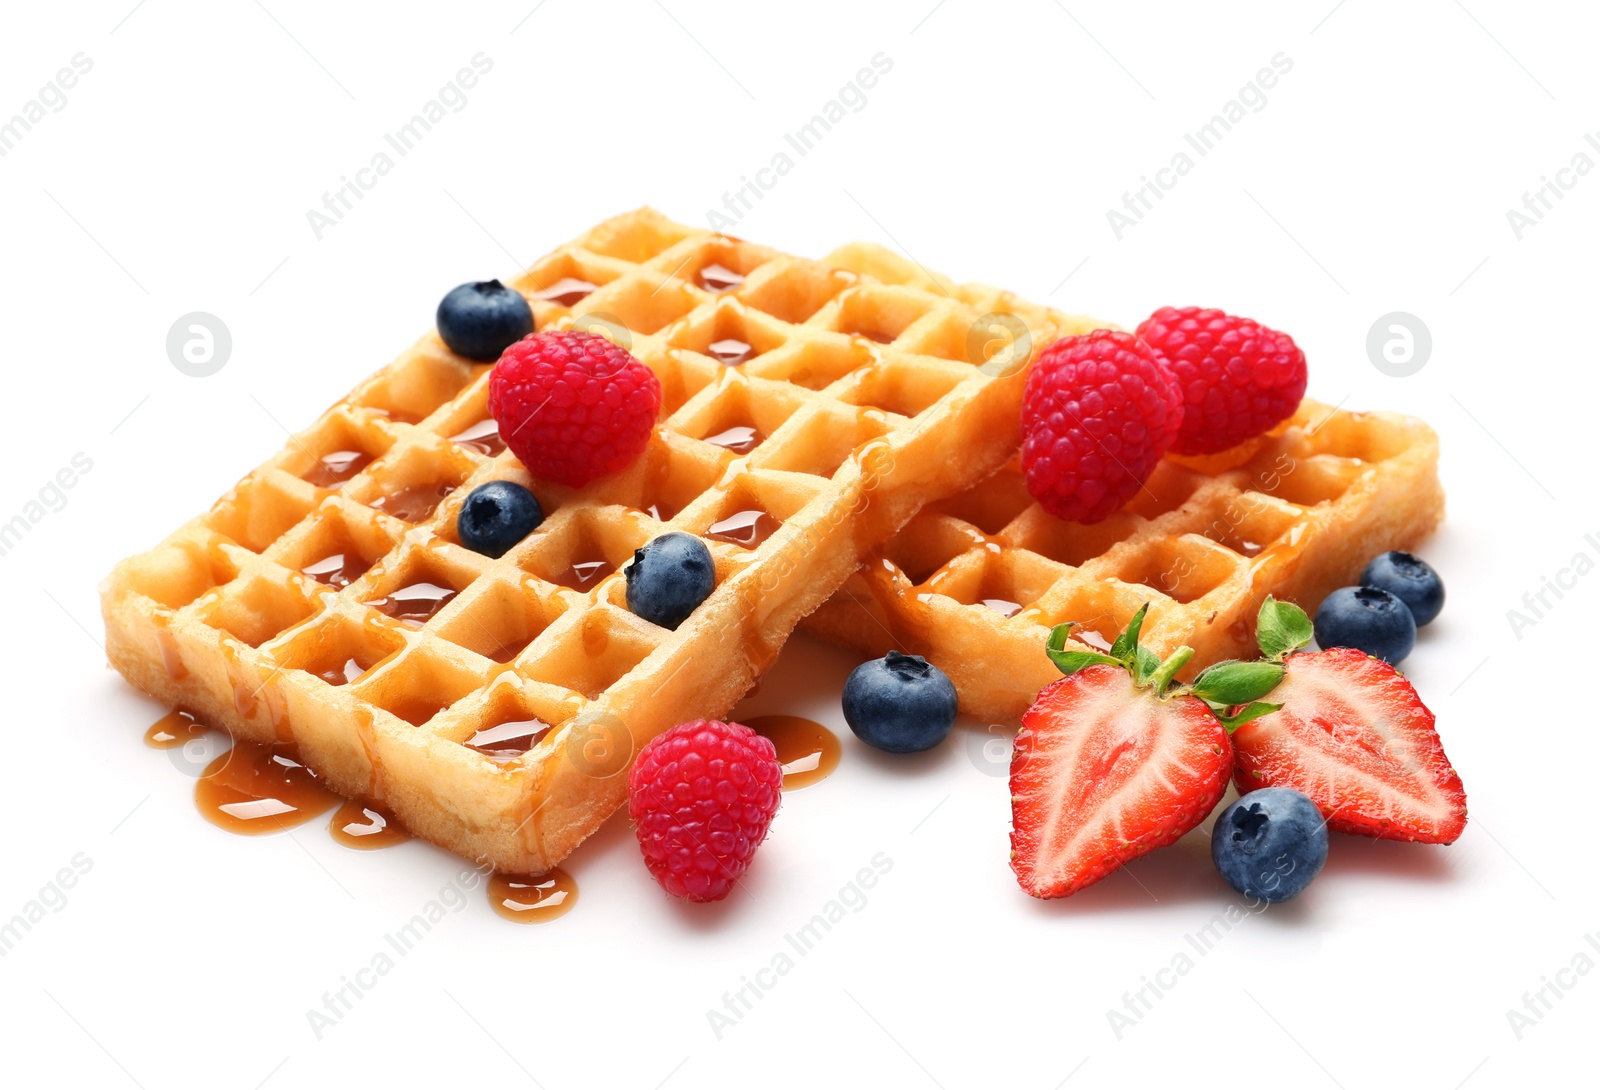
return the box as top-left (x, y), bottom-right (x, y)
top-left (100, 208), bottom-right (1104, 873)
top-left (804, 399), bottom-right (1444, 722)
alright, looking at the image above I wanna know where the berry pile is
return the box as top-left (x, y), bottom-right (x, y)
top-left (1021, 306), bottom-right (1307, 524)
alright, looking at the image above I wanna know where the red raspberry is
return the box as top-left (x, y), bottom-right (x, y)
top-left (487, 331), bottom-right (661, 487)
top-left (1135, 306), bottom-right (1307, 456)
top-left (627, 719), bottom-right (782, 902)
top-left (1021, 330), bottom-right (1182, 524)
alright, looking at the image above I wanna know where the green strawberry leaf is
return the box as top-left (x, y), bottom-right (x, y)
top-left (1146, 645), bottom-right (1196, 694)
top-left (1047, 649), bottom-right (1124, 677)
top-left (1132, 645), bottom-right (1161, 686)
top-left (1109, 603), bottom-right (1150, 664)
top-left (1215, 701), bottom-right (1282, 733)
top-left (1190, 660), bottom-right (1286, 705)
top-left (1256, 596), bottom-right (1314, 661)
top-left (1046, 623), bottom-right (1121, 677)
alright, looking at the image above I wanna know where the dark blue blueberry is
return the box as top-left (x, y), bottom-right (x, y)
top-left (842, 651), bottom-right (959, 754)
top-left (624, 532), bottom-right (715, 630)
top-left (1211, 788), bottom-right (1329, 904)
top-left (1361, 550), bottom-right (1445, 627)
top-left (436, 280), bottom-right (533, 361)
top-left (457, 480), bottom-right (543, 558)
top-left (1314, 585), bottom-right (1416, 664)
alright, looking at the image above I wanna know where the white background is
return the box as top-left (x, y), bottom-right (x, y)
top-left (1, 2), bottom-right (1594, 1087)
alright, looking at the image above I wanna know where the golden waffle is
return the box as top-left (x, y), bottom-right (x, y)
top-left (100, 209), bottom-right (1102, 873)
top-left (804, 399), bottom-right (1444, 722)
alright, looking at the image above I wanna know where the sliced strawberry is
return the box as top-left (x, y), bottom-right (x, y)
top-left (1010, 665), bottom-right (1232, 898)
top-left (1231, 648), bottom-right (1467, 843)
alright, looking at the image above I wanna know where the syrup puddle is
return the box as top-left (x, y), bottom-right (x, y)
top-left (144, 709), bottom-right (207, 748)
top-left (487, 869), bottom-right (578, 923)
top-left (745, 715), bottom-right (840, 789)
top-left (149, 712), bottom-right (578, 921)
top-left (329, 799), bottom-right (412, 850)
top-left (194, 741), bottom-right (342, 835)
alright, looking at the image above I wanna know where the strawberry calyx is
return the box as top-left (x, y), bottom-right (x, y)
top-left (1046, 603), bottom-right (1284, 723)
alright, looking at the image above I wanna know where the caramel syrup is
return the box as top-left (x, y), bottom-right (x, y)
top-left (696, 263), bottom-right (744, 293)
top-left (370, 482), bottom-right (454, 524)
top-left (745, 715), bottom-right (840, 789)
top-left (707, 509), bottom-right (781, 549)
top-left (194, 742), bottom-right (341, 835)
top-left (552, 559), bottom-right (613, 591)
top-left (704, 425), bottom-right (762, 455)
top-left (855, 329), bottom-right (896, 345)
top-left (982, 597), bottom-right (1023, 618)
top-left (144, 709), bottom-right (207, 749)
top-left (305, 449), bottom-right (372, 487)
top-left (707, 338), bottom-right (755, 366)
top-left (315, 656), bottom-right (370, 686)
top-left (366, 581), bottom-right (457, 626)
top-left (301, 551), bottom-right (369, 590)
top-left (487, 869), bottom-right (577, 923)
top-left (535, 277), bottom-right (598, 306)
top-left (329, 799), bottom-right (411, 850)
top-left (448, 419), bottom-right (506, 458)
top-left (465, 718), bottom-right (553, 762)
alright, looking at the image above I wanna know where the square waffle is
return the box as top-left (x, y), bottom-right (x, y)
top-left (804, 398), bottom-right (1444, 722)
top-left (100, 208), bottom-right (1104, 873)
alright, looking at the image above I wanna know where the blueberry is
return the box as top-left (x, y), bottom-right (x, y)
top-left (457, 480), bottom-right (543, 558)
top-left (1361, 550), bottom-right (1444, 627)
top-left (624, 532), bottom-right (715, 630)
top-left (1211, 788), bottom-right (1328, 904)
top-left (1313, 585), bottom-right (1416, 664)
top-left (842, 651), bottom-right (959, 754)
top-left (436, 280), bottom-right (533, 361)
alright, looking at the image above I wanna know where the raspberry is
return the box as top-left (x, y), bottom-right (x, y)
top-left (487, 331), bottom-right (661, 487)
top-left (627, 720), bottom-right (782, 902)
top-left (1135, 306), bottom-right (1307, 456)
top-left (1020, 329), bottom-right (1182, 524)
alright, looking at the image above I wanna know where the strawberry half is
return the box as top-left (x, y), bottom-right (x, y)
top-left (1229, 598), bottom-right (1468, 844)
top-left (1009, 606), bottom-right (1271, 899)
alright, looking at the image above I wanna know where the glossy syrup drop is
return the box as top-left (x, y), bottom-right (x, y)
top-left (465, 718), bottom-right (553, 761)
top-left (194, 742), bottom-right (342, 835)
top-left (535, 277), bottom-right (598, 306)
top-left (745, 715), bottom-right (840, 789)
top-left (301, 551), bottom-right (369, 590)
top-left (704, 425), bottom-right (763, 455)
top-left (366, 581), bottom-right (458, 626)
top-left (696, 263), bottom-right (745, 294)
top-left (982, 598), bottom-right (1023, 618)
top-left (448, 419), bottom-right (506, 458)
top-left (707, 338), bottom-right (755, 366)
top-left (304, 449), bottom-right (372, 488)
top-left (706, 509), bottom-right (781, 549)
top-left (329, 799), bottom-right (412, 850)
top-left (553, 559), bottom-right (613, 591)
top-left (369, 481), bottom-right (455, 524)
top-left (488, 869), bottom-right (578, 923)
top-left (145, 709), bottom-right (207, 749)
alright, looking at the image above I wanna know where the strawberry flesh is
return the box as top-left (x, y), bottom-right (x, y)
top-left (1231, 648), bottom-right (1467, 843)
top-left (1010, 665), bottom-right (1232, 898)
